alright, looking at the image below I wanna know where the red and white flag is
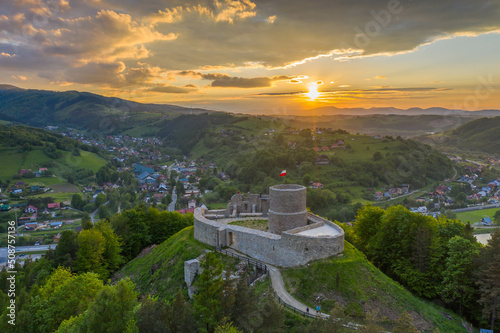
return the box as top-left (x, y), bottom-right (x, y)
top-left (280, 170), bottom-right (286, 177)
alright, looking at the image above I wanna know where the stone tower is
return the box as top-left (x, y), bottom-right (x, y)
top-left (268, 184), bottom-right (308, 234)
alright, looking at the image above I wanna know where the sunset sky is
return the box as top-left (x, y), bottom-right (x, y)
top-left (1, 0), bottom-right (499, 113)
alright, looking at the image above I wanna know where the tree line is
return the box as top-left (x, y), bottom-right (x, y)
top-left (350, 204), bottom-right (500, 330)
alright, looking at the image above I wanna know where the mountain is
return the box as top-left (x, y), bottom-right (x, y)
top-left (289, 106), bottom-right (500, 117)
top-left (0, 85), bottom-right (213, 132)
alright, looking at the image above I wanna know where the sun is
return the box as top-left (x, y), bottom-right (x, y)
top-left (305, 81), bottom-right (322, 100)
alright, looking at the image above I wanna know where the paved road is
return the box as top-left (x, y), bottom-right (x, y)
top-left (168, 186), bottom-right (177, 212)
top-left (90, 201), bottom-right (109, 223)
top-left (0, 244), bottom-right (57, 263)
top-left (453, 203), bottom-right (500, 213)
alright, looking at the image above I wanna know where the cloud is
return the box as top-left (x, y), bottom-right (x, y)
top-left (374, 76), bottom-right (387, 80)
top-left (177, 71), bottom-right (293, 88)
top-left (147, 84), bottom-right (198, 93)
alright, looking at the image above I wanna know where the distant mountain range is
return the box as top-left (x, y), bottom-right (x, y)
top-left (0, 85), bottom-right (213, 131)
top-left (275, 105), bottom-right (500, 117)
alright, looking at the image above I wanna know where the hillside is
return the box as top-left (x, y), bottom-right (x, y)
top-left (118, 226), bottom-right (467, 332)
top-left (281, 114), bottom-right (478, 138)
top-left (0, 85), bottom-right (213, 132)
top-left (114, 227), bottom-right (210, 300)
top-left (282, 241), bottom-right (468, 332)
top-left (418, 116), bottom-right (500, 154)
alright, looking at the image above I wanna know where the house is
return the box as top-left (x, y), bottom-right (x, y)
top-left (374, 192), bottom-right (384, 201)
top-left (389, 188), bottom-right (402, 196)
top-left (53, 233), bottom-right (62, 242)
top-left (315, 155), bottom-right (329, 165)
top-left (417, 206), bottom-right (428, 213)
top-left (25, 205), bottom-right (38, 214)
top-left (134, 162), bottom-right (154, 175)
top-left (481, 217), bottom-right (493, 226)
top-left (176, 208), bottom-right (195, 215)
top-left (188, 200), bottom-right (196, 209)
top-left (401, 184), bottom-right (410, 194)
top-left (310, 182), bottom-right (324, 189)
top-left (48, 202), bottom-right (60, 210)
top-left (50, 222), bottom-right (63, 228)
top-left (31, 185), bottom-right (40, 192)
top-left (24, 222), bottom-right (38, 230)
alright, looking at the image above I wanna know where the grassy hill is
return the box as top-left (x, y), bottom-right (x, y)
top-left (114, 227), bottom-right (210, 300)
top-left (282, 241), bottom-right (468, 332)
top-left (117, 226), bottom-right (469, 332)
top-left (0, 85), bottom-right (213, 132)
top-left (418, 116), bottom-right (500, 155)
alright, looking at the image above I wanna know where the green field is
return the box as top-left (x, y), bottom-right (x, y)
top-left (0, 148), bottom-right (54, 180)
top-left (456, 208), bottom-right (499, 224)
top-left (0, 147), bottom-right (106, 181)
top-left (282, 241), bottom-right (469, 332)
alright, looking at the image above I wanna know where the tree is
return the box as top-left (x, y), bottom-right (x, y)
top-left (95, 193), bottom-right (107, 208)
top-left (95, 221), bottom-right (124, 274)
top-left (373, 151), bottom-right (383, 161)
top-left (194, 252), bottom-right (224, 332)
top-left (215, 318), bottom-right (242, 333)
top-left (440, 236), bottom-right (479, 316)
top-left (256, 298), bottom-right (284, 333)
top-left (71, 194), bottom-right (85, 211)
top-left (171, 290), bottom-right (197, 333)
top-left (75, 229), bottom-right (107, 278)
top-left (136, 296), bottom-right (171, 333)
top-left (477, 229), bottom-right (500, 330)
top-left (80, 278), bottom-right (138, 333)
top-left (494, 210), bottom-right (500, 224)
top-left (54, 230), bottom-right (78, 268)
top-left (353, 204), bottom-right (384, 253)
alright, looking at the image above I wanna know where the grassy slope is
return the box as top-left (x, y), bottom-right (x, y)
top-left (282, 241), bottom-right (468, 332)
top-left (115, 227), bottom-right (211, 300)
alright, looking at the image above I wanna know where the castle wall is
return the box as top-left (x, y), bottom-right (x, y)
top-left (194, 208), bottom-right (344, 267)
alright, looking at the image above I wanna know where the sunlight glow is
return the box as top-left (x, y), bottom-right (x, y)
top-left (305, 82), bottom-right (321, 100)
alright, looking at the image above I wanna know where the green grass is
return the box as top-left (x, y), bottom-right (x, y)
top-left (29, 177), bottom-right (66, 186)
top-left (282, 241), bottom-right (469, 332)
top-left (34, 192), bottom-right (79, 203)
top-left (115, 226), bottom-right (211, 300)
top-left (72, 150), bottom-right (107, 172)
top-left (456, 208), bottom-right (500, 224)
top-left (230, 219), bottom-right (269, 232)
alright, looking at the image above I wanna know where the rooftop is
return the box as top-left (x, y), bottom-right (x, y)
top-left (296, 224), bottom-right (341, 237)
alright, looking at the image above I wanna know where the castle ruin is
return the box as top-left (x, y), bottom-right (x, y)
top-left (194, 184), bottom-right (344, 267)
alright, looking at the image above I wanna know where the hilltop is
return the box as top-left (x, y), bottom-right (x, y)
top-left (418, 116), bottom-right (500, 155)
top-left (0, 85), bottom-right (213, 132)
top-left (117, 226), bottom-right (467, 332)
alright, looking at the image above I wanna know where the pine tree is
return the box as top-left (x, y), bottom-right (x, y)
top-left (194, 252), bottom-right (224, 332)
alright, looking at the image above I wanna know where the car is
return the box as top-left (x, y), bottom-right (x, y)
top-left (35, 241), bottom-right (40, 246)
top-left (19, 254), bottom-right (25, 257)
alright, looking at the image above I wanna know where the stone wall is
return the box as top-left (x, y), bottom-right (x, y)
top-left (193, 208), bottom-right (344, 267)
top-left (225, 193), bottom-right (270, 217)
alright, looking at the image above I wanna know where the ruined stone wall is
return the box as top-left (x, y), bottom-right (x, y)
top-left (194, 208), bottom-right (344, 267)
top-left (225, 193), bottom-right (270, 217)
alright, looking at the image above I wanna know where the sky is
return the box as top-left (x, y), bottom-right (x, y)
top-left (1, 0), bottom-right (499, 114)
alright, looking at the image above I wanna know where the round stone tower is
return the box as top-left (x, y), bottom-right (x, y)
top-left (268, 184), bottom-right (308, 234)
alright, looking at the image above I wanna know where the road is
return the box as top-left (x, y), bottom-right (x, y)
top-left (453, 203), bottom-right (500, 213)
top-left (168, 186), bottom-right (177, 212)
top-left (0, 244), bottom-right (57, 263)
top-left (90, 201), bottom-right (109, 223)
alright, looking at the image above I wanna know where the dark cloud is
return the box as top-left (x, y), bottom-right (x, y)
top-left (177, 71), bottom-right (293, 88)
top-left (147, 84), bottom-right (197, 93)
